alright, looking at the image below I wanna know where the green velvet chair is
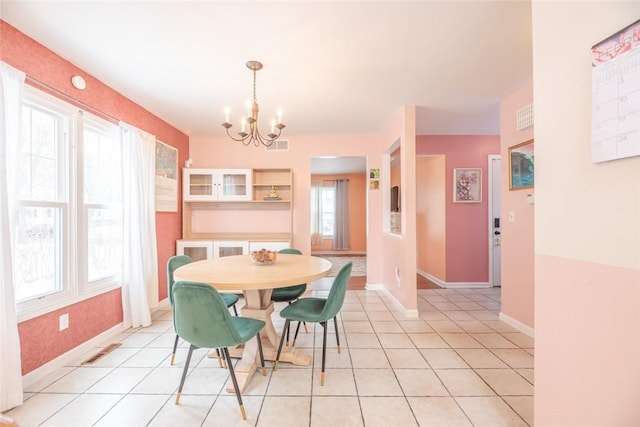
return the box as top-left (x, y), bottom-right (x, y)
top-left (274, 261), bottom-right (352, 386)
top-left (270, 248), bottom-right (308, 344)
top-left (167, 255), bottom-right (239, 365)
top-left (172, 280), bottom-right (266, 420)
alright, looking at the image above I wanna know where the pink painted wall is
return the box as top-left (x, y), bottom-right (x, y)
top-left (416, 156), bottom-right (446, 280)
top-left (380, 106), bottom-right (417, 310)
top-left (1, 21), bottom-right (189, 374)
top-left (310, 173), bottom-right (367, 253)
top-left (416, 135), bottom-right (499, 283)
top-left (188, 134), bottom-right (384, 284)
top-left (532, 3), bottom-right (640, 424)
top-left (499, 79), bottom-right (534, 328)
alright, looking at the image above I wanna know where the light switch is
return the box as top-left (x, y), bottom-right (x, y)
top-left (508, 211), bottom-right (516, 223)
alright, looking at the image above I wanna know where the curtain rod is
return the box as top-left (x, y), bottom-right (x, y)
top-left (25, 75), bottom-right (120, 124)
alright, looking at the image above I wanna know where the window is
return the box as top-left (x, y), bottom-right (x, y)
top-left (321, 184), bottom-right (335, 237)
top-left (15, 87), bottom-right (122, 319)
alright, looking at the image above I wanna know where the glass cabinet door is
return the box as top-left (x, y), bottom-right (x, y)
top-left (183, 169), bottom-right (215, 201)
top-left (213, 241), bottom-right (249, 257)
top-left (176, 240), bottom-right (213, 261)
top-left (216, 169), bottom-right (252, 201)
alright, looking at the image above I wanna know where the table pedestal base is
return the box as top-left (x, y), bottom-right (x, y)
top-left (206, 291), bottom-right (312, 393)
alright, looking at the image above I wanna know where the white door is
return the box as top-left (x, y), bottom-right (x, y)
top-left (489, 156), bottom-right (502, 286)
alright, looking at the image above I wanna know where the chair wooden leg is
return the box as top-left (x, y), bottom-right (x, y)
top-left (292, 321), bottom-right (303, 347)
top-left (223, 347), bottom-right (247, 420)
top-left (215, 348), bottom-right (226, 368)
top-left (303, 321), bottom-right (308, 333)
top-left (274, 319), bottom-right (290, 371)
top-left (256, 332), bottom-right (266, 376)
top-left (333, 316), bottom-right (341, 353)
top-left (175, 344), bottom-right (195, 404)
top-left (321, 321), bottom-right (328, 386)
top-left (170, 334), bottom-right (180, 365)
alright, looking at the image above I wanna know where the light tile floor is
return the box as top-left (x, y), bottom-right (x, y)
top-left (6, 282), bottom-right (534, 426)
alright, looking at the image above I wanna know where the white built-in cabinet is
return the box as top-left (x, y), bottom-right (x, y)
top-left (180, 168), bottom-right (293, 252)
top-left (177, 239), bottom-right (288, 261)
top-left (183, 168), bottom-right (252, 201)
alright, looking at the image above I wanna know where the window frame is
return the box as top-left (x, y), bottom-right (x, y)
top-left (16, 86), bottom-right (122, 322)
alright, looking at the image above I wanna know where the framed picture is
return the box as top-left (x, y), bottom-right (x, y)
top-left (155, 140), bottom-right (178, 212)
top-left (369, 168), bottom-right (380, 190)
top-left (509, 139), bottom-right (534, 190)
top-left (453, 168), bottom-right (482, 203)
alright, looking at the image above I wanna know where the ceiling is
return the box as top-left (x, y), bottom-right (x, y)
top-left (1, 0), bottom-right (532, 142)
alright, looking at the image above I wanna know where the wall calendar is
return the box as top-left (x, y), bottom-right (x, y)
top-left (591, 19), bottom-right (640, 163)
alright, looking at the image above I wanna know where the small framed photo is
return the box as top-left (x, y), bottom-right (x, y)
top-left (453, 168), bottom-right (482, 203)
top-left (509, 139), bottom-right (534, 190)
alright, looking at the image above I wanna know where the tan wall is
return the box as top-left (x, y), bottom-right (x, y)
top-left (532, 2), bottom-right (640, 425)
top-left (416, 156), bottom-right (446, 280)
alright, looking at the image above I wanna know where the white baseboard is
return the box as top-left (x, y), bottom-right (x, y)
top-left (418, 270), bottom-right (490, 289)
top-left (22, 322), bottom-right (126, 390)
top-left (499, 312), bottom-right (534, 337)
top-left (364, 283), bottom-right (419, 319)
top-left (22, 304), bottom-right (172, 390)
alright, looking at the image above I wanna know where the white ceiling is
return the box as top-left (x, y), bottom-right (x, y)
top-left (1, 1), bottom-right (532, 142)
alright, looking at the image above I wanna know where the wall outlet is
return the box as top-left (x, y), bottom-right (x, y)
top-left (59, 313), bottom-right (69, 331)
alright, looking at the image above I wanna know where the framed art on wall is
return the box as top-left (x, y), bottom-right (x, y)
top-left (453, 168), bottom-right (482, 203)
top-left (155, 140), bottom-right (178, 212)
top-left (509, 139), bottom-right (534, 190)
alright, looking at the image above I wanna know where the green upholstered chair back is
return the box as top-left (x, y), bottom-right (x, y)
top-left (278, 248), bottom-right (302, 255)
top-left (173, 281), bottom-right (243, 349)
top-left (167, 255), bottom-right (192, 306)
top-left (319, 261), bottom-right (352, 321)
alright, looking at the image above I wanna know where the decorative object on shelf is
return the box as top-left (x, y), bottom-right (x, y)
top-left (453, 168), bottom-right (482, 203)
top-left (250, 249), bottom-right (277, 265)
top-left (263, 185), bottom-right (282, 201)
top-left (508, 139), bottom-right (534, 190)
top-left (222, 60), bottom-right (285, 147)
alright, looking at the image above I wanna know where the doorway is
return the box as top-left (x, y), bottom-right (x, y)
top-left (310, 156), bottom-right (367, 289)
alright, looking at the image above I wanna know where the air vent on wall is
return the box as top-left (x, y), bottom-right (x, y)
top-left (265, 139), bottom-right (289, 151)
top-left (516, 103), bottom-right (534, 130)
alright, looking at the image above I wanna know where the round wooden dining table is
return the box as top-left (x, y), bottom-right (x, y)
top-left (173, 253), bottom-right (332, 393)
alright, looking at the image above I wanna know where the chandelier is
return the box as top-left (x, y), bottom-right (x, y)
top-left (221, 60), bottom-right (285, 147)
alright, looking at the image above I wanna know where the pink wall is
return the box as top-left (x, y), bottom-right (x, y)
top-left (380, 106), bottom-right (417, 310)
top-left (536, 255), bottom-right (640, 425)
top-left (310, 173), bottom-right (367, 253)
top-left (416, 135), bottom-right (500, 283)
top-left (1, 21), bottom-right (189, 374)
top-left (499, 79), bottom-right (534, 328)
top-left (416, 156), bottom-right (446, 280)
top-left (188, 134), bottom-right (383, 281)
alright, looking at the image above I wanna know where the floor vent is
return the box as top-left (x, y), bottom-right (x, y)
top-left (81, 343), bottom-right (121, 365)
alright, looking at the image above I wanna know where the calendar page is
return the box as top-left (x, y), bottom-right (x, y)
top-left (591, 19), bottom-right (640, 163)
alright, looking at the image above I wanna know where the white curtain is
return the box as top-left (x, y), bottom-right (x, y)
top-left (120, 122), bottom-right (158, 328)
top-left (310, 180), bottom-right (324, 246)
top-left (333, 179), bottom-right (350, 250)
top-left (0, 62), bottom-right (25, 411)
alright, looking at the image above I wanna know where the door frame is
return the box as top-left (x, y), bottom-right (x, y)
top-left (487, 154), bottom-right (501, 287)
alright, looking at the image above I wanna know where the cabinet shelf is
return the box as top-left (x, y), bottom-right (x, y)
top-left (182, 168), bottom-right (293, 241)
